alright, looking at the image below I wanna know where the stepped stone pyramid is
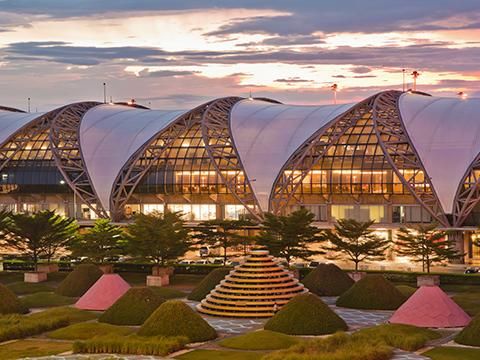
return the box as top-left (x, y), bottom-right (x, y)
top-left (197, 249), bottom-right (308, 317)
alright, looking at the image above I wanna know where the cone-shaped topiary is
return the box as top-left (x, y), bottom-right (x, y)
top-left (55, 264), bottom-right (103, 297)
top-left (264, 293), bottom-right (348, 335)
top-left (138, 300), bottom-right (217, 342)
top-left (0, 283), bottom-right (28, 314)
top-left (302, 263), bottom-right (354, 296)
top-left (99, 287), bottom-right (165, 325)
top-left (187, 268), bottom-right (231, 301)
top-left (455, 313), bottom-right (480, 346)
top-left (336, 274), bottom-right (406, 310)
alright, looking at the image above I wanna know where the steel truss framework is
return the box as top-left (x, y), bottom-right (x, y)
top-left (109, 102), bottom-right (212, 221)
top-left (0, 108), bottom-right (64, 173)
top-left (270, 96), bottom-right (376, 214)
top-left (372, 91), bottom-right (449, 227)
top-left (453, 155), bottom-right (480, 226)
top-left (201, 97), bottom-right (263, 221)
top-left (49, 102), bottom-right (106, 218)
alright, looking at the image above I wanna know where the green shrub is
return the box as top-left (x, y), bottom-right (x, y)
top-left (336, 275), bottom-right (406, 310)
top-left (264, 293), bottom-right (347, 335)
top-left (263, 332), bottom-right (392, 360)
top-left (455, 313), bottom-right (480, 346)
top-left (0, 272), bottom-right (24, 284)
top-left (395, 285), bottom-right (417, 298)
top-left (302, 263), bottom-right (354, 296)
top-left (99, 287), bottom-right (165, 325)
top-left (55, 264), bottom-right (103, 297)
top-left (0, 306), bottom-right (95, 342)
top-left (149, 286), bottom-right (186, 299)
top-left (7, 282), bottom-right (53, 295)
top-left (0, 283), bottom-right (28, 315)
top-left (139, 300), bottom-right (217, 342)
top-left (187, 268), bottom-right (230, 301)
top-left (356, 324), bottom-right (440, 351)
top-left (73, 335), bottom-right (187, 356)
top-left (48, 322), bottom-right (134, 340)
top-left (452, 291), bottom-right (480, 316)
top-left (220, 330), bottom-right (300, 350)
top-left (21, 292), bottom-right (76, 308)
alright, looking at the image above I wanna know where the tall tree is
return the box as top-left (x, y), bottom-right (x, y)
top-left (194, 219), bottom-right (255, 264)
top-left (257, 208), bottom-right (322, 266)
top-left (127, 211), bottom-right (191, 266)
top-left (321, 218), bottom-right (390, 271)
top-left (5, 210), bottom-right (78, 270)
top-left (69, 219), bottom-right (125, 263)
top-left (395, 223), bottom-right (462, 273)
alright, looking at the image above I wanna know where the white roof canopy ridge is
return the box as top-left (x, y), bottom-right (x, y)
top-left (0, 111), bottom-right (47, 146)
top-left (79, 104), bottom-right (188, 211)
top-left (399, 93), bottom-right (480, 214)
top-left (230, 99), bottom-right (355, 211)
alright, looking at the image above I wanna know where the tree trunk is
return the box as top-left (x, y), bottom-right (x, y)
top-left (355, 261), bottom-right (359, 271)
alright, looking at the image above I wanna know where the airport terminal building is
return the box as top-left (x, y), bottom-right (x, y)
top-left (1, 90), bottom-right (480, 263)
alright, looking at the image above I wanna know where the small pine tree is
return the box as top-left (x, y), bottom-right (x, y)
top-left (193, 219), bottom-right (255, 264)
top-left (127, 211), bottom-right (191, 265)
top-left (321, 218), bottom-right (390, 271)
top-left (395, 224), bottom-right (462, 273)
top-left (69, 219), bottom-right (125, 263)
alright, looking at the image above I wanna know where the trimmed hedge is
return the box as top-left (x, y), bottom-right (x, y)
top-left (0, 283), bottom-right (28, 315)
top-left (455, 313), bottom-right (480, 346)
top-left (264, 293), bottom-right (348, 335)
top-left (139, 300), bottom-right (217, 342)
top-left (187, 268), bottom-right (231, 301)
top-left (20, 292), bottom-right (76, 308)
top-left (73, 335), bottom-right (188, 356)
top-left (99, 287), bottom-right (165, 325)
top-left (219, 330), bottom-right (300, 350)
top-left (336, 275), bottom-right (406, 310)
top-left (396, 285), bottom-right (417, 298)
top-left (7, 282), bottom-right (53, 295)
top-left (0, 307), bottom-right (95, 342)
top-left (302, 264), bottom-right (354, 296)
top-left (55, 264), bottom-right (103, 297)
top-left (149, 286), bottom-right (186, 299)
top-left (49, 322), bottom-right (134, 340)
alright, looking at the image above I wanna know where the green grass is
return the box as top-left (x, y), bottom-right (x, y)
top-left (0, 306), bottom-right (96, 342)
top-left (73, 334), bottom-right (187, 356)
top-left (187, 268), bottom-right (231, 301)
top-left (139, 300), bottom-right (217, 342)
top-left (302, 263), bottom-right (354, 296)
top-left (99, 287), bottom-right (165, 325)
top-left (176, 350), bottom-right (265, 360)
top-left (170, 274), bottom-right (205, 287)
top-left (264, 293), bottom-right (347, 335)
top-left (0, 271), bottom-right (24, 284)
top-left (48, 322), bottom-right (134, 340)
top-left (55, 264), bottom-right (103, 297)
top-left (396, 285), bottom-right (417, 298)
top-left (455, 313), bottom-right (480, 346)
top-left (120, 272), bottom-right (149, 286)
top-left (219, 330), bottom-right (300, 350)
top-left (149, 286), bottom-right (186, 299)
top-left (21, 292), bottom-right (76, 308)
top-left (0, 339), bottom-right (72, 359)
top-left (7, 281), bottom-right (54, 295)
top-left (423, 346), bottom-right (480, 360)
top-left (452, 291), bottom-right (480, 316)
top-left (0, 283), bottom-right (28, 315)
top-left (263, 332), bottom-right (392, 360)
top-left (356, 324), bottom-right (441, 351)
top-left (336, 275), bottom-right (407, 310)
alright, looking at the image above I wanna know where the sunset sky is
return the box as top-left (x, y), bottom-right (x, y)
top-left (1, 0), bottom-right (479, 110)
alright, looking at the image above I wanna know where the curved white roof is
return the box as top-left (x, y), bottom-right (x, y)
top-left (80, 105), bottom-right (187, 211)
top-left (230, 100), bottom-right (355, 211)
top-left (399, 93), bottom-right (480, 214)
top-left (0, 111), bottom-right (46, 146)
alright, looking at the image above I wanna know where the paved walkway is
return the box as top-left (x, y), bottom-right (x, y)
top-left (20, 356), bottom-right (166, 360)
top-left (392, 350), bottom-right (429, 360)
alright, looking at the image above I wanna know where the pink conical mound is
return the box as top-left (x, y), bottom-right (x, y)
top-left (75, 274), bottom-right (130, 311)
top-left (390, 285), bottom-right (471, 328)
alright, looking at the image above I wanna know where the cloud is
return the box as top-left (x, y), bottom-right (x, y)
top-left (351, 66), bottom-right (372, 74)
top-left (275, 77), bottom-right (313, 83)
top-left (138, 69), bottom-right (199, 77)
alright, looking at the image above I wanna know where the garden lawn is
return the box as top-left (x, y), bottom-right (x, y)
top-left (176, 350), bottom-right (265, 360)
top-left (452, 291), bottom-right (480, 316)
top-left (423, 346), bottom-right (480, 360)
top-left (0, 271), bottom-right (24, 284)
top-left (219, 330), bottom-right (300, 350)
top-left (7, 282), bottom-right (53, 295)
top-left (149, 286), bottom-right (186, 299)
top-left (48, 322), bottom-right (134, 340)
top-left (21, 292), bottom-right (76, 308)
top-left (0, 339), bottom-right (72, 359)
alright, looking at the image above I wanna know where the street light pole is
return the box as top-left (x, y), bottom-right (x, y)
top-left (402, 69), bottom-right (406, 92)
top-left (103, 83), bottom-right (107, 104)
top-left (331, 84), bottom-right (338, 105)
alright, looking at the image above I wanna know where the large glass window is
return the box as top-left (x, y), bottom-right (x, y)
top-left (332, 204), bottom-right (386, 223)
top-left (225, 204), bottom-right (249, 220)
top-left (143, 204), bottom-right (164, 214)
top-left (392, 205), bottom-right (432, 223)
top-left (168, 204), bottom-right (216, 221)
